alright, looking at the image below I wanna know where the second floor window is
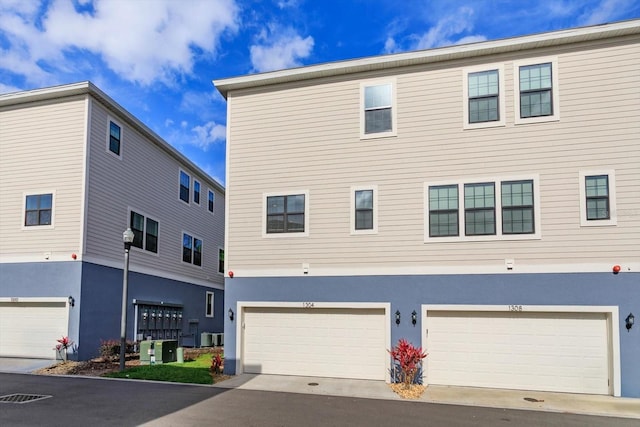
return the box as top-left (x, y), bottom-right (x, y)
top-left (183, 233), bottom-right (202, 266)
top-left (267, 194), bottom-right (305, 233)
top-left (354, 190), bottom-right (374, 230)
top-left (25, 193), bottom-right (52, 226)
top-left (429, 185), bottom-right (459, 237)
top-left (218, 249), bottom-right (224, 273)
top-left (585, 175), bottom-right (610, 220)
top-left (130, 211), bottom-right (159, 253)
top-left (501, 180), bottom-right (535, 234)
top-left (180, 171), bottom-right (190, 203)
top-left (464, 183), bottom-right (496, 236)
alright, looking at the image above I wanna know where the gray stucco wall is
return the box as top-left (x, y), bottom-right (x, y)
top-left (224, 272), bottom-right (640, 397)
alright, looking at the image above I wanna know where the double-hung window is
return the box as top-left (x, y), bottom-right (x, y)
top-left (25, 193), bottom-right (53, 226)
top-left (205, 291), bottom-right (214, 317)
top-left (208, 190), bottom-right (215, 213)
top-left (179, 170), bottom-right (190, 203)
top-left (361, 79), bottom-right (396, 138)
top-left (464, 183), bottom-right (496, 235)
top-left (501, 180), bottom-right (535, 234)
top-left (351, 186), bottom-right (377, 234)
top-left (194, 180), bottom-right (201, 205)
top-left (463, 65), bottom-right (504, 129)
top-left (426, 177), bottom-right (540, 241)
top-left (107, 118), bottom-right (122, 157)
top-left (130, 210), bottom-right (159, 253)
top-left (514, 58), bottom-right (559, 124)
top-left (579, 171), bottom-right (617, 226)
top-left (428, 185), bottom-right (459, 237)
top-left (182, 233), bottom-right (202, 266)
top-left (218, 248), bottom-right (224, 274)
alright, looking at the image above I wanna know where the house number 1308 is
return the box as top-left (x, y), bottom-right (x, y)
top-left (509, 305), bottom-right (523, 311)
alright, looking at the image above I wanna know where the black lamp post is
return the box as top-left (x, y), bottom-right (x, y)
top-left (120, 228), bottom-right (134, 372)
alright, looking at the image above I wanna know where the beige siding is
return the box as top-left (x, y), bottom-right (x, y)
top-left (84, 99), bottom-right (224, 286)
top-left (0, 97), bottom-right (86, 259)
top-left (226, 36), bottom-right (640, 272)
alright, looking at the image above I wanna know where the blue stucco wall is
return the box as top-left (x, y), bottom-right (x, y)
top-left (79, 262), bottom-right (224, 360)
top-left (0, 261), bottom-right (224, 361)
top-left (224, 272), bottom-right (640, 397)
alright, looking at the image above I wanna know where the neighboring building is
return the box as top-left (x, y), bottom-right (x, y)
top-left (0, 82), bottom-right (225, 361)
top-left (214, 20), bottom-right (640, 397)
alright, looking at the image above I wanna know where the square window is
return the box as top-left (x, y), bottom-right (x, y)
top-left (182, 233), bottom-right (202, 266)
top-left (266, 194), bottom-right (305, 233)
top-left (25, 194), bottom-right (53, 226)
top-left (129, 210), bottom-right (159, 253)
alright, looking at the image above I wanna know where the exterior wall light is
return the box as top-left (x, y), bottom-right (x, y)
top-left (228, 308), bottom-right (234, 321)
top-left (411, 310), bottom-right (417, 326)
top-left (68, 296), bottom-right (75, 307)
top-left (626, 313), bottom-right (634, 332)
top-left (395, 310), bottom-right (401, 325)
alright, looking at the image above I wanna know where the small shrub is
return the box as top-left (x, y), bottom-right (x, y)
top-left (389, 338), bottom-right (427, 388)
top-left (99, 339), bottom-right (135, 361)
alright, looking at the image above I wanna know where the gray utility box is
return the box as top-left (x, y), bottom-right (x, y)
top-left (139, 340), bottom-right (178, 365)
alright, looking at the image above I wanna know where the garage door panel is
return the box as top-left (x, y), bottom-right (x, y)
top-left (426, 310), bottom-right (610, 395)
top-left (0, 301), bottom-right (68, 359)
top-left (243, 307), bottom-right (386, 380)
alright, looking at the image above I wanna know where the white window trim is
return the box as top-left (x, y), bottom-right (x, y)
top-left (193, 179), bottom-right (201, 206)
top-left (579, 170), bottom-right (617, 227)
top-left (262, 190), bottom-right (310, 238)
top-left (360, 78), bottom-right (398, 140)
top-left (208, 189), bottom-right (215, 214)
top-left (217, 246), bottom-right (225, 275)
top-left (106, 116), bottom-right (123, 159)
top-left (22, 190), bottom-right (56, 230)
top-left (350, 185), bottom-right (378, 235)
top-left (424, 175), bottom-right (541, 242)
top-left (462, 64), bottom-right (506, 130)
top-left (514, 57), bottom-right (560, 125)
top-left (181, 231), bottom-right (204, 268)
top-left (179, 169), bottom-right (191, 205)
top-left (127, 208), bottom-right (161, 256)
top-left (205, 291), bottom-right (214, 317)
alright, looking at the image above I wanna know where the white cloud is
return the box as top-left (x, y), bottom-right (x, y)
top-left (0, 82), bottom-right (22, 94)
top-left (191, 121), bottom-right (226, 150)
top-left (249, 24), bottom-right (314, 72)
top-left (0, 0), bottom-right (240, 86)
top-left (414, 7), bottom-right (483, 50)
top-left (579, 0), bottom-right (636, 25)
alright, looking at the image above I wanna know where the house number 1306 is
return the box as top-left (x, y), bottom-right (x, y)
top-left (509, 305), bottom-right (523, 311)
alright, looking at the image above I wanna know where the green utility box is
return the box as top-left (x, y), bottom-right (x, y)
top-left (139, 340), bottom-right (178, 365)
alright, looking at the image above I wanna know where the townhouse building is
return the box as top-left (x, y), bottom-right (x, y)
top-left (215, 20), bottom-right (640, 397)
top-left (0, 82), bottom-right (225, 360)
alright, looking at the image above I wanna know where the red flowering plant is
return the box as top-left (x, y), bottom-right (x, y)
top-left (54, 336), bottom-right (74, 361)
top-left (211, 353), bottom-right (223, 375)
top-left (388, 339), bottom-right (428, 388)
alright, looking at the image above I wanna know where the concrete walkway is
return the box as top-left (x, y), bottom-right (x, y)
top-left (0, 357), bottom-right (55, 373)
top-left (212, 374), bottom-right (640, 419)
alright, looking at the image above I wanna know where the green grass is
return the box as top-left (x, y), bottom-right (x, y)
top-left (105, 353), bottom-right (214, 384)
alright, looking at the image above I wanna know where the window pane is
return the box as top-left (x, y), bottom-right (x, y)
top-left (130, 211), bottom-right (144, 248)
top-left (587, 199), bottom-right (609, 220)
top-left (286, 214), bottom-right (305, 231)
top-left (520, 63), bottom-right (552, 90)
top-left (25, 211), bottom-right (38, 226)
top-left (194, 238), bottom-right (202, 266)
top-left (469, 97), bottom-right (498, 123)
top-left (355, 190), bottom-right (373, 209)
top-left (40, 194), bottom-right (52, 209)
top-left (109, 122), bottom-right (121, 155)
top-left (208, 191), bottom-right (215, 212)
top-left (267, 215), bottom-right (285, 232)
top-left (365, 84), bottom-right (391, 109)
top-left (287, 194), bottom-right (305, 213)
top-left (503, 208), bottom-right (534, 234)
top-left (39, 210), bottom-right (51, 225)
top-left (465, 183), bottom-right (495, 209)
top-left (429, 185), bottom-right (458, 210)
top-left (194, 181), bottom-right (200, 204)
top-left (355, 211), bottom-right (373, 230)
top-left (465, 210), bottom-right (495, 235)
top-left (365, 108), bottom-right (392, 133)
top-left (430, 212), bottom-right (458, 237)
top-left (586, 176), bottom-right (608, 197)
top-left (469, 70), bottom-right (498, 97)
top-left (146, 218), bottom-right (158, 253)
top-left (218, 249), bottom-right (224, 273)
top-left (267, 196), bottom-right (285, 214)
top-left (25, 195), bottom-right (38, 210)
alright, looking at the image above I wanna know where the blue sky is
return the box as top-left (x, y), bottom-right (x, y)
top-left (1, 0), bottom-right (639, 185)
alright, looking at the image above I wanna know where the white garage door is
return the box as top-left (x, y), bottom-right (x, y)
top-left (243, 307), bottom-right (386, 380)
top-left (0, 300), bottom-right (69, 359)
top-left (426, 311), bottom-right (610, 395)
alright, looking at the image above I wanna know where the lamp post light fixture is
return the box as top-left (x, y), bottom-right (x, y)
top-left (120, 228), bottom-right (135, 372)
